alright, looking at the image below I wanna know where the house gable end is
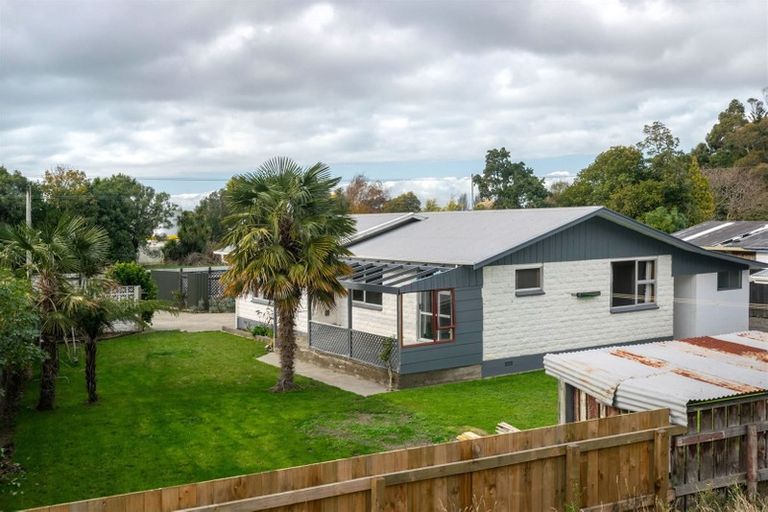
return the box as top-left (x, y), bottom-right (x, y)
top-left (484, 215), bottom-right (750, 276)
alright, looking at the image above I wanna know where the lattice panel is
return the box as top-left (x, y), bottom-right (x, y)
top-left (208, 270), bottom-right (226, 298)
top-left (351, 330), bottom-right (400, 369)
top-left (109, 285), bottom-right (139, 302)
top-left (310, 322), bottom-right (350, 357)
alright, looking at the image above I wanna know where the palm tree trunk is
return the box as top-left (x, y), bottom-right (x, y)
top-left (85, 336), bottom-right (98, 403)
top-left (37, 336), bottom-right (59, 411)
top-left (273, 302), bottom-right (298, 392)
top-left (0, 366), bottom-right (27, 446)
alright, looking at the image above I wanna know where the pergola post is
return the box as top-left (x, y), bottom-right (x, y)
top-left (397, 293), bottom-right (403, 346)
top-left (347, 292), bottom-right (353, 357)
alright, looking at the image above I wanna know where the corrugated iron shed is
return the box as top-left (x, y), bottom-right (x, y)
top-left (544, 331), bottom-right (768, 425)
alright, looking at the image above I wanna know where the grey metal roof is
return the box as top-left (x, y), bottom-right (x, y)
top-left (544, 332), bottom-right (768, 425)
top-left (217, 206), bottom-right (762, 272)
top-left (673, 221), bottom-right (768, 250)
top-left (348, 207), bottom-right (603, 266)
top-left (214, 213), bottom-right (416, 256)
top-left (348, 207), bottom-right (762, 271)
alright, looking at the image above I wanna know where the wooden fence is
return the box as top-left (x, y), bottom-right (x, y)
top-left (671, 397), bottom-right (768, 509)
top-left (28, 410), bottom-right (683, 512)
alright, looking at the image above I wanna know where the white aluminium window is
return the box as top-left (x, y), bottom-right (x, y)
top-left (611, 259), bottom-right (656, 310)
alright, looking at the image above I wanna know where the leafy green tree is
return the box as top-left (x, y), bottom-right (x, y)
top-left (637, 121), bottom-right (680, 157)
top-left (640, 206), bottom-right (688, 233)
top-left (0, 217), bottom-right (109, 410)
top-left (0, 166), bottom-right (46, 226)
top-left (90, 174), bottom-right (176, 262)
top-left (40, 166), bottom-right (97, 225)
top-left (222, 157), bottom-right (355, 391)
top-left (383, 192), bottom-right (421, 213)
top-left (559, 146), bottom-right (645, 207)
top-left (0, 270), bottom-right (42, 437)
top-left (687, 157), bottom-right (715, 225)
top-left (423, 198), bottom-right (441, 212)
top-left (562, 124), bottom-right (715, 229)
top-left (473, 148), bottom-right (548, 208)
top-left (195, 190), bottom-right (229, 244)
top-left (176, 210), bottom-right (209, 255)
top-left (695, 99), bottom-right (750, 167)
top-left (544, 180), bottom-right (572, 207)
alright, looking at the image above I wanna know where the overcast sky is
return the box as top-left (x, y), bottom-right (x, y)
top-left (1, 0), bottom-right (766, 205)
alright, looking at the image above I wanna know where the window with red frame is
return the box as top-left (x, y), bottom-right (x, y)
top-left (417, 289), bottom-right (455, 343)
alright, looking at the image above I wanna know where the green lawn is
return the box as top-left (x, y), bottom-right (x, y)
top-left (3, 331), bottom-right (556, 510)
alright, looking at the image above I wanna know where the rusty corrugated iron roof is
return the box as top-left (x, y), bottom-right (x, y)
top-left (543, 332), bottom-right (768, 426)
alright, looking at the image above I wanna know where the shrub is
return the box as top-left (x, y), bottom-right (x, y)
top-left (209, 297), bottom-right (235, 313)
top-left (106, 262), bottom-right (158, 321)
top-left (250, 324), bottom-right (274, 338)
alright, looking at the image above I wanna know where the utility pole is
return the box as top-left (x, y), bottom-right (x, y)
top-left (469, 173), bottom-right (474, 210)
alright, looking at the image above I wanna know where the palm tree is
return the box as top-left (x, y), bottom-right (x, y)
top-left (221, 157), bottom-right (355, 391)
top-left (64, 278), bottom-right (169, 403)
top-left (0, 217), bottom-right (109, 410)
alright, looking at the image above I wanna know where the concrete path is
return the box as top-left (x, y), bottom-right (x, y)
top-left (257, 352), bottom-right (389, 397)
top-left (150, 311), bottom-right (234, 332)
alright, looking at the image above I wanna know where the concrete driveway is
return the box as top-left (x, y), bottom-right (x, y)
top-left (149, 311), bottom-right (235, 332)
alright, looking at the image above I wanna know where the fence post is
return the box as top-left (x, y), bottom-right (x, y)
top-left (565, 444), bottom-right (581, 508)
top-left (203, 267), bottom-right (211, 311)
top-left (654, 429), bottom-right (670, 510)
top-left (370, 476), bottom-right (385, 512)
top-left (134, 285), bottom-right (141, 301)
top-left (747, 424), bottom-right (758, 499)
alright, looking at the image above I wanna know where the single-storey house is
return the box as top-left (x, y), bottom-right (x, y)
top-left (234, 207), bottom-right (762, 387)
top-left (674, 220), bottom-right (768, 263)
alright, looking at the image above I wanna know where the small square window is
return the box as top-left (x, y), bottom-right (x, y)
top-left (515, 267), bottom-right (542, 294)
top-left (717, 270), bottom-right (742, 291)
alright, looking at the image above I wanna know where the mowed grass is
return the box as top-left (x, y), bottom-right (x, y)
top-left (3, 331), bottom-right (556, 510)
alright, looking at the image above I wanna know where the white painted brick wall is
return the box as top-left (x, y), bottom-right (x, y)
top-left (236, 293), bottom-right (308, 332)
top-left (482, 256), bottom-right (674, 361)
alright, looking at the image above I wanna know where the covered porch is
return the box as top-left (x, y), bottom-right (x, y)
top-left (307, 259), bottom-right (460, 375)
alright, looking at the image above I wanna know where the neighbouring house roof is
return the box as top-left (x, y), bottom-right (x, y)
top-left (347, 207), bottom-right (762, 270)
top-left (544, 332), bottom-right (768, 426)
top-left (673, 221), bottom-right (768, 250)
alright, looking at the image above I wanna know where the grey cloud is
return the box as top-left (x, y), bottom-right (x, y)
top-left (1, 0), bottom-right (765, 181)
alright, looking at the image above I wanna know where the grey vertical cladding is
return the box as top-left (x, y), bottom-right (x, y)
top-left (398, 283), bottom-right (483, 374)
top-left (489, 216), bottom-right (748, 275)
top-left (400, 265), bottom-right (482, 293)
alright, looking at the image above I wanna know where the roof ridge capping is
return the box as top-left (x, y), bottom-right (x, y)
top-left (345, 212), bottom-right (424, 246)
